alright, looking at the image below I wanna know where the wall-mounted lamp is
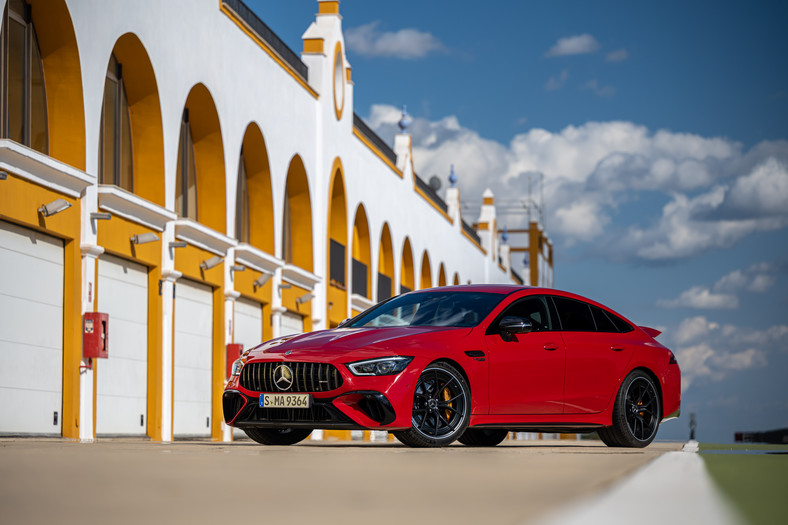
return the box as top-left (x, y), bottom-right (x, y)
top-left (229, 265), bottom-right (245, 273)
top-left (278, 283), bottom-right (292, 290)
top-left (0, 170), bottom-right (7, 180)
top-left (253, 272), bottom-right (272, 289)
top-left (169, 241), bottom-right (188, 249)
top-left (38, 199), bottom-right (72, 217)
top-left (130, 232), bottom-right (160, 245)
top-left (90, 212), bottom-right (112, 221)
top-left (199, 255), bottom-right (223, 270)
top-left (295, 292), bottom-right (314, 305)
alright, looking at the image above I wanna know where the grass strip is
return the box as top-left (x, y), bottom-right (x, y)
top-left (700, 444), bottom-right (788, 525)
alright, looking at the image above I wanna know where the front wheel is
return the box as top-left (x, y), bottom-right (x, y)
top-left (394, 362), bottom-right (471, 447)
top-left (244, 427), bottom-right (312, 446)
top-left (603, 370), bottom-right (661, 448)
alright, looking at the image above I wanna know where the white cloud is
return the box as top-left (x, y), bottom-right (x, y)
top-left (546, 34), bottom-right (600, 57)
top-left (345, 22), bottom-right (445, 59)
top-left (545, 70), bottom-right (569, 91)
top-left (363, 105), bottom-right (788, 261)
top-left (582, 79), bottom-right (616, 97)
top-left (669, 316), bottom-right (776, 391)
top-left (658, 286), bottom-right (738, 309)
top-left (713, 262), bottom-right (778, 293)
top-left (716, 158), bottom-right (788, 219)
top-left (659, 262), bottom-right (779, 310)
top-left (606, 48), bottom-right (629, 62)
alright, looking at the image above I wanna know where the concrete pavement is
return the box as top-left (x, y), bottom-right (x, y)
top-left (0, 438), bottom-right (681, 525)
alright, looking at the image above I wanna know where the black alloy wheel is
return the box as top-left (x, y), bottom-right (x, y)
top-left (602, 370), bottom-right (661, 448)
top-left (244, 427), bottom-right (313, 446)
top-left (458, 428), bottom-right (509, 447)
top-left (394, 362), bottom-right (471, 447)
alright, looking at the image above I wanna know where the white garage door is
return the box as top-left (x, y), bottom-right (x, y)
top-left (281, 311), bottom-right (304, 336)
top-left (234, 298), bottom-right (263, 351)
top-left (174, 279), bottom-right (213, 437)
top-left (0, 220), bottom-right (63, 435)
top-left (96, 254), bottom-right (148, 436)
top-left (232, 298), bottom-right (263, 439)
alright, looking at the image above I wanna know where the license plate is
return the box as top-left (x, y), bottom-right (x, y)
top-left (259, 393), bottom-right (311, 409)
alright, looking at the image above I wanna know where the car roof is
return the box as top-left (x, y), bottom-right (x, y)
top-left (411, 284), bottom-right (538, 294)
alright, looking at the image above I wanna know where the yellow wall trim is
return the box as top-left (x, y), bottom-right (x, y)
top-left (483, 197), bottom-right (494, 205)
top-left (414, 182), bottom-right (453, 224)
top-left (318, 1), bottom-right (340, 15)
top-left (352, 126), bottom-right (403, 178)
top-left (463, 228), bottom-right (487, 255)
top-left (219, 4), bottom-right (319, 100)
top-left (303, 38), bottom-right (324, 54)
top-left (346, 66), bottom-right (352, 83)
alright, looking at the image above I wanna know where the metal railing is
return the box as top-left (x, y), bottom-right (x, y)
top-left (414, 174), bottom-right (449, 214)
top-left (462, 219), bottom-right (482, 246)
top-left (222, 0), bottom-right (309, 81)
top-left (511, 268), bottom-right (524, 285)
top-left (353, 113), bottom-right (397, 165)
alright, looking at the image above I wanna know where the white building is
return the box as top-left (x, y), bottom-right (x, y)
top-left (0, 0), bottom-right (551, 442)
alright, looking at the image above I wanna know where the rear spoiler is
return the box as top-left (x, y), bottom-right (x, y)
top-left (639, 326), bottom-right (662, 338)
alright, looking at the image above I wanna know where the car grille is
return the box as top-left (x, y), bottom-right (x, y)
top-left (240, 362), bottom-right (343, 393)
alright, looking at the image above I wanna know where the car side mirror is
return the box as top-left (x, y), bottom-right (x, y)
top-left (499, 316), bottom-right (532, 341)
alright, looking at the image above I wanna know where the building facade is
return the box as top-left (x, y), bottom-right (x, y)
top-left (0, 0), bottom-right (552, 441)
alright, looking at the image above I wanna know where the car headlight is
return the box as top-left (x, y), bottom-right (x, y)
top-left (231, 358), bottom-right (244, 377)
top-left (346, 356), bottom-right (413, 376)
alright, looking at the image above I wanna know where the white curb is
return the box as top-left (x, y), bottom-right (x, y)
top-left (534, 443), bottom-right (743, 525)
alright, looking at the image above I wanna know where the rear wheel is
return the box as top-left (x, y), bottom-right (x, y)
top-left (394, 362), bottom-right (471, 447)
top-left (458, 428), bottom-right (508, 447)
top-left (244, 428), bottom-right (312, 446)
top-left (603, 370), bottom-right (661, 448)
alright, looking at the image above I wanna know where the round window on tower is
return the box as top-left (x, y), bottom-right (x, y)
top-left (333, 43), bottom-right (345, 120)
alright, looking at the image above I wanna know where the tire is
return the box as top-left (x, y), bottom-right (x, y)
top-left (596, 427), bottom-right (622, 447)
top-left (458, 428), bottom-right (508, 447)
top-left (603, 370), bottom-right (661, 448)
top-left (244, 427), bottom-right (312, 446)
top-left (394, 362), bottom-right (471, 447)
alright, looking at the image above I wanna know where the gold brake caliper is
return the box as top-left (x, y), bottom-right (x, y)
top-left (442, 382), bottom-right (452, 421)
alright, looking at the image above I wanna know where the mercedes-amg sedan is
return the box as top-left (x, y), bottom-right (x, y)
top-left (223, 285), bottom-right (680, 447)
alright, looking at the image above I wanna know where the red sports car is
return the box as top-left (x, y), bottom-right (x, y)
top-left (223, 285), bottom-right (680, 447)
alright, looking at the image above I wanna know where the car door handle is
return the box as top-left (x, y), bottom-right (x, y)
top-left (611, 346), bottom-right (625, 352)
top-left (543, 344), bottom-right (559, 351)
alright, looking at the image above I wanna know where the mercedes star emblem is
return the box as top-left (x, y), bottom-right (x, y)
top-left (274, 364), bottom-right (294, 391)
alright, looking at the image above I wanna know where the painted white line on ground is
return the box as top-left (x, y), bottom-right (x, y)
top-left (534, 444), bottom-right (743, 525)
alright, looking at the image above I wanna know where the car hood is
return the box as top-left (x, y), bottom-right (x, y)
top-left (248, 326), bottom-right (471, 361)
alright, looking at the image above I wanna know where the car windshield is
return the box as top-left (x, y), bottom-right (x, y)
top-left (347, 291), bottom-right (504, 328)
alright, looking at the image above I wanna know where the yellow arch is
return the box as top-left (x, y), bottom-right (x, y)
top-left (283, 154), bottom-right (313, 271)
top-left (453, 272), bottom-right (460, 286)
top-left (30, 0), bottom-right (85, 169)
top-left (326, 158), bottom-right (347, 326)
top-left (420, 251), bottom-right (432, 290)
top-left (180, 83), bottom-right (226, 232)
top-left (400, 237), bottom-right (415, 293)
top-left (240, 123), bottom-right (274, 253)
top-left (352, 203), bottom-right (372, 299)
top-left (438, 263), bottom-right (447, 287)
top-left (378, 222), bottom-right (394, 300)
top-left (109, 33), bottom-right (165, 206)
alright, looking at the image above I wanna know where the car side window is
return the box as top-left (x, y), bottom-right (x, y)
top-left (493, 295), bottom-right (553, 332)
top-left (590, 305), bottom-right (618, 332)
top-left (551, 296), bottom-right (596, 332)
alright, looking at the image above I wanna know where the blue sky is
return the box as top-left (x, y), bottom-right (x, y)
top-left (250, 1), bottom-right (788, 443)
